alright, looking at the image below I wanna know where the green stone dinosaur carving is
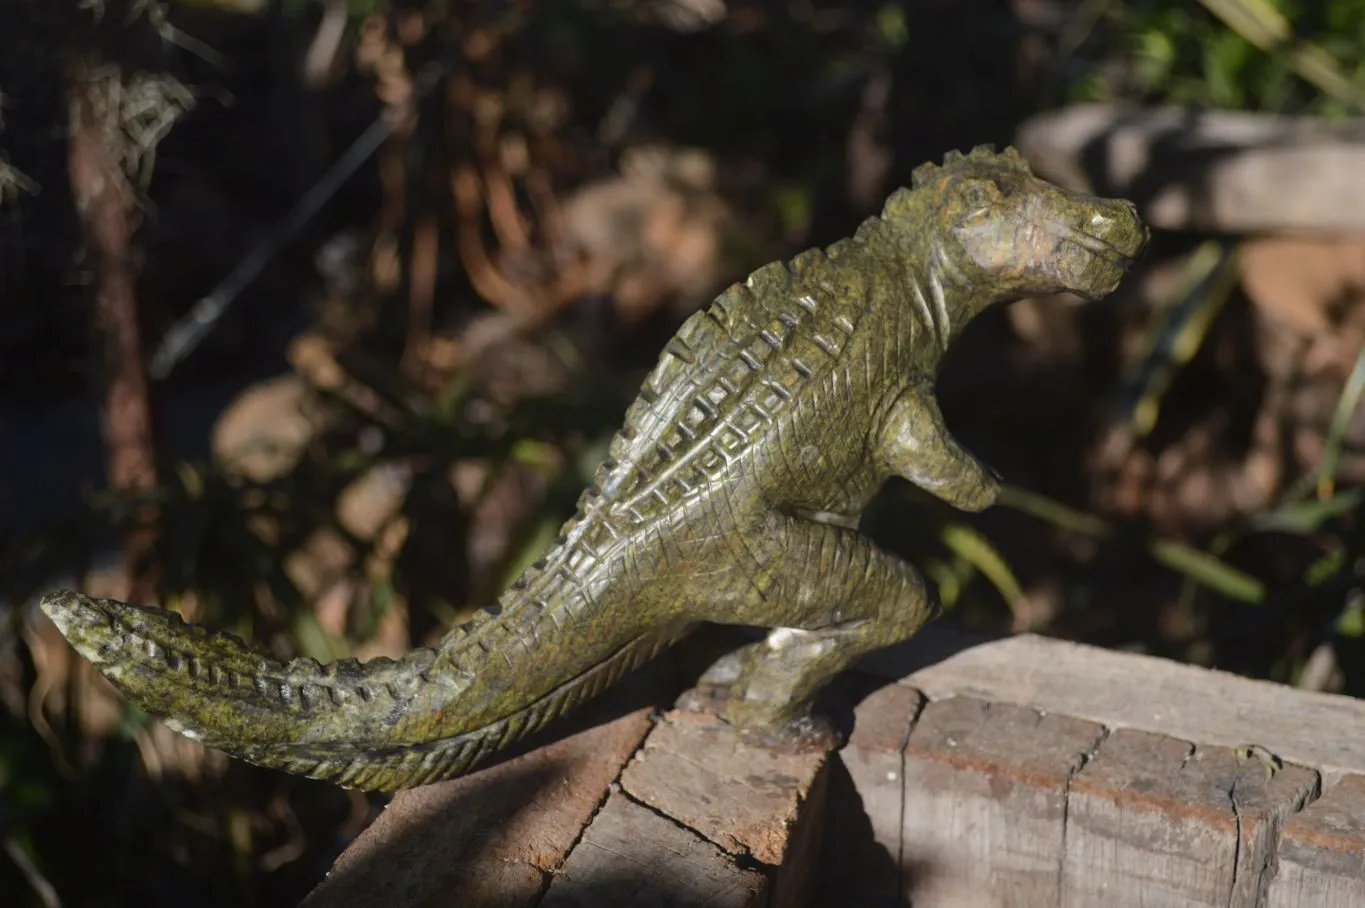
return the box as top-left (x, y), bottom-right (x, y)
top-left (40, 145), bottom-right (1148, 791)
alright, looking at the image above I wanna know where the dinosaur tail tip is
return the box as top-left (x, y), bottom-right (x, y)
top-left (39, 590), bottom-right (307, 756)
top-left (39, 587), bottom-right (86, 624)
top-left (40, 589), bottom-right (119, 658)
top-left (36, 590), bottom-right (481, 790)
top-left (38, 590), bottom-right (223, 694)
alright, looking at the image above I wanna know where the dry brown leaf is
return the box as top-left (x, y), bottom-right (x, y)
top-left (1240, 234), bottom-right (1365, 341)
top-left (211, 375), bottom-right (319, 483)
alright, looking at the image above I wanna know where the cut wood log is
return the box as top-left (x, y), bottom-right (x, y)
top-left (866, 631), bottom-right (1365, 785)
top-left (1267, 773), bottom-right (1365, 907)
top-left (901, 697), bottom-right (1106, 908)
top-left (620, 707), bottom-right (830, 875)
top-left (835, 629), bottom-right (1365, 906)
top-left (299, 684), bottom-right (660, 908)
top-left (299, 657), bottom-right (830, 908)
top-left (818, 681), bottom-right (922, 906)
top-left (303, 629), bottom-right (1365, 908)
top-left (539, 794), bottom-right (768, 908)
top-left (1061, 729), bottom-right (1316, 907)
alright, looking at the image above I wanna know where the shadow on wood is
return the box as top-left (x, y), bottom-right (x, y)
top-left (302, 657), bottom-right (679, 908)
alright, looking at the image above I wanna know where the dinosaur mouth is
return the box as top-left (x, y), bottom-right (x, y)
top-left (1045, 220), bottom-right (1140, 268)
top-left (1031, 218), bottom-right (1145, 302)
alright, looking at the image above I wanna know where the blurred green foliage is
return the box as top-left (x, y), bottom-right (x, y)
top-left (1072, 0), bottom-right (1365, 115)
top-left (1046, 0), bottom-right (1365, 690)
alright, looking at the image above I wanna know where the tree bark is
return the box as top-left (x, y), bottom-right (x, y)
top-left (67, 67), bottom-right (161, 605)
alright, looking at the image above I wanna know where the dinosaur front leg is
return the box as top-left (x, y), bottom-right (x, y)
top-left (690, 514), bottom-right (939, 744)
top-left (880, 381), bottom-right (1001, 512)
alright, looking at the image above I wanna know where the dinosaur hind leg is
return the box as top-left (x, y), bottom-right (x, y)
top-left (689, 514), bottom-right (939, 743)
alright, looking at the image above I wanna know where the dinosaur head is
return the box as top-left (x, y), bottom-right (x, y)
top-left (898, 145), bottom-right (1148, 308)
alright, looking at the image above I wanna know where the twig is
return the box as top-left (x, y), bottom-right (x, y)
top-left (149, 59), bottom-right (455, 379)
top-left (3, 836), bottom-right (62, 908)
top-left (400, 213), bottom-right (440, 378)
top-left (68, 63), bottom-right (161, 604)
top-left (1317, 345), bottom-right (1365, 500)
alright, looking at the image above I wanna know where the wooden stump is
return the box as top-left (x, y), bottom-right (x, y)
top-left (303, 630), bottom-right (1365, 907)
top-left (901, 697), bottom-right (1106, 907)
top-left (300, 659), bottom-right (830, 908)
top-left (1267, 774), bottom-right (1365, 907)
top-left (826, 631), bottom-right (1365, 907)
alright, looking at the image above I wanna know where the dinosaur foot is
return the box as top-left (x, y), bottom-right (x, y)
top-left (735, 711), bottom-right (845, 755)
top-left (675, 683), bottom-right (845, 755)
top-left (674, 681), bottom-right (732, 718)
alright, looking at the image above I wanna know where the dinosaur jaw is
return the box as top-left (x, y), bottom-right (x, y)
top-left (1047, 206), bottom-right (1149, 300)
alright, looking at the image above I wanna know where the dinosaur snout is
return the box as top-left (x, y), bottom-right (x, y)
top-left (1088, 197), bottom-right (1148, 264)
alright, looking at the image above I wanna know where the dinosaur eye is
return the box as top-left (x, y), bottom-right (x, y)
top-left (963, 180), bottom-right (1001, 209)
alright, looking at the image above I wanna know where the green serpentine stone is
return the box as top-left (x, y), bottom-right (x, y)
top-left (41, 145), bottom-right (1149, 791)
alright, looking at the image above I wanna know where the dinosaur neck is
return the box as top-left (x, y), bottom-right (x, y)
top-left (882, 226), bottom-right (990, 355)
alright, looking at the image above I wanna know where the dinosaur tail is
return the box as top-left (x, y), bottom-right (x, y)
top-left (39, 590), bottom-right (680, 790)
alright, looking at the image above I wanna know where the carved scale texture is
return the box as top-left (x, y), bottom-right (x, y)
top-left (260, 624), bottom-right (691, 789)
top-left (88, 594), bottom-right (440, 710)
top-left (594, 237), bottom-right (872, 526)
top-left (380, 229), bottom-right (886, 771)
top-left (46, 591), bottom-right (692, 789)
top-left (432, 232), bottom-right (877, 680)
top-left (200, 221), bottom-right (884, 738)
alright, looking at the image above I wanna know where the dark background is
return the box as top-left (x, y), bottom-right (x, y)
top-left (1, 1), bottom-right (1363, 905)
